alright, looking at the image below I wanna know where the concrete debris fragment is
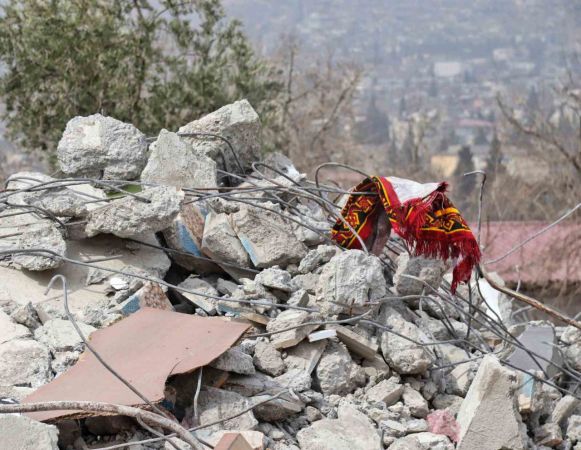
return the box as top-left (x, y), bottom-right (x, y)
top-left (314, 341), bottom-right (365, 395)
top-left (297, 404), bottom-right (381, 450)
top-left (202, 211), bottom-right (251, 274)
top-left (266, 309), bottom-right (321, 349)
top-left (179, 99), bottom-right (261, 174)
top-left (13, 221), bottom-right (66, 271)
top-left (0, 338), bottom-right (52, 388)
top-left (231, 203), bottom-right (307, 268)
top-left (316, 249), bottom-right (386, 316)
top-left (0, 414), bottom-right (59, 450)
top-left (0, 310), bottom-right (32, 344)
top-left (381, 310), bottom-right (434, 374)
top-left (34, 319), bottom-right (96, 354)
top-left (211, 347), bottom-right (256, 375)
top-left (196, 387), bottom-right (259, 433)
top-left (57, 114), bottom-right (148, 180)
top-left (253, 340), bottom-right (285, 376)
top-left (141, 129), bottom-right (217, 189)
top-left (85, 186), bottom-right (183, 238)
top-left (365, 378), bottom-right (404, 406)
top-left (456, 355), bottom-right (526, 450)
top-left (393, 253), bottom-right (447, 295)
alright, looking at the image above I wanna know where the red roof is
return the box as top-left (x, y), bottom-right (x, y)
top-left (479, 221), bottom-right (581, 284)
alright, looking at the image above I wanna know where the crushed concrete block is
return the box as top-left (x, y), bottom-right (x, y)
top-left (10, 302), bottom-right (42, 331)
top-left (535, 422), bottom-right (563, 447)
top-left (411, 432), bottom-right (454, 450)
top-left (274, 369), bottom-right (312, 392)
top-left (85, 186), bottom-right (183, 238)
top-left (405, 418), bottom-right (429, 433)
top-left (403, 386), bottom-right (429, 418)
top-left (284, 340), bottom-right (326, 374)
top-left (0, 310), bottom-right (31, 344)
top-left (330, 324), bottom-right (379, 360)
top-left (291, 203), bottom-right (330, 246)
top-left (314, 341), bottom-right (365, 396)
top-left (287, 289), bottom-right (309, 308)
top-left (266, 310), bottom-right (321, 349)
top-left (389, 436), bottom-right (424, 450)
top-left (196, 387), bottom-right (258, 433)
top-left (567, 415), bottom-right (581, 442)
top-left (305, 406), bottom-right (323, 422)
top-left (141, 129), bottom-right (217, 189)
top-left (210, 347), bottom-right (255, 375)
top-left (34, 319), bottom-right (96, 354)
top-left (231, 203), bottom-right (307, 268)
top-left (177, 276), bottom-right (219, 314)
top-left (225, 372), bottom-right (281, 398)
top-left (298, 245), bottom-right (338, 274)
top-left (551, 395), bottom-right (580, 425)
top-left (57, 113), bottom-right (148, 180)
top-left (253, 340), bottom-right (285, 376)
top-left (0, 338), bottom-right (51, 388)
top-left (316, 249), bottom-right (386, 316)
top-left (0, 414), bottom-right (59, 449)
top-left (456, 355), bottom-right (525, 450)
top-left (291, 273), bottom-right (319, 294)
top-left (252, 393), bottom-right (304, 421)
top-left (255, 267), bottom-right (292, 292)
top-left (381, 310), bottom-right (434, 374)
top-left (308, 329), bottom-right (336, 342)
top-left (393, 253), bottom-right (447, 296)
top-left (13, 221), bottom-right (66, 271)
top-left (179, 99), bottom-right (261, 174)
top-left (23, 188), bottom-right (88, 218)
top-left (366, 379), bottom-right (404, 406)
top-left (201, 211), bottom-right (251, 274)
top-left (446, 361), bottom-right (475, 396)
top-left (297, 404), bottom-right (381, 450)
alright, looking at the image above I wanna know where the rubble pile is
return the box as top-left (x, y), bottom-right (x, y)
top-left (0, 99), bottom-right (580, 450)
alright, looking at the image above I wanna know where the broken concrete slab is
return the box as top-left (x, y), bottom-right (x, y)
top-left (231, 203), bottom-right (307, 268)
top-left (23, 308), bottom-right (249, 422)
top-left (224, 372), bottom-right (282, 398)
top-left (0, 414), bottom-right (59, 450)
top-left (0, 338), bottom-right (52, 388)
top-left (85, 186), bottom-right (183, 238)
top-left (252, 393), bottom-right (304, 421)
top-left (366, 379), bottom-right (404, 406)
top-left (567, 415), bottom-right (581, 442)
top-left (316, 249), bottom-right (386, 316)
top-left (23, 187), bottom-right (89, 218)
top-left (550, 395), bottom-right (579, 425)
top-left (284, 340), bottom-right (326, 374)
top-left (403, 386), bottom-right (429, 418)
top-left (57, 114), bottom-right (148, 180)
top-left (177, 276), bottom-right (219, 315)
top-left (266, 310), bottom-right (321, 349)
top-left (456, 355), bottom-right (525, 450)
top-left (210, 347), bottom-right (256, 376)
top-left (34, 319), bottom-right (96, 354)
top-left (10, 302), bottom-right (42, 331)
top-left (286, 289), bottom-right (309, 308)
top-left (0, 310), bottom-right (32, 344)
top-left (329, 324), bottom-right (379, 360)
top-left (253, 340), bottom-right (285, 376)
top-left (393, 253), bottom-right (447, 296)
top-left (314, 341), bottom-right (365, 396)
top-left (297, 404), bottom-right (381, 450)
top-left (195, 387), bottom-right (258, 433)
top-left (255, 267), bottom-right (292, 292)
top-left (201, 211), bottom-right (251, 274)
top-left (141, 129), bottom-right (217, 189)
top-left (179, 99), bottom-right (261, 174)
top-left (381, 310), bottom-right (434, 374)
top-left (13, 221), bottom-right (66, 271)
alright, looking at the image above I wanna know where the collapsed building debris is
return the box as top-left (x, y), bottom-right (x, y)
top-left (0, 100), bottom-right (580, 450)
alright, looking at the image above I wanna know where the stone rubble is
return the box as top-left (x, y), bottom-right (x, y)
top-left (0, 100), bottom-right (579, 450)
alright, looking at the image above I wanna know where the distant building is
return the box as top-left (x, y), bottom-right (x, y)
top-left (434, 61), bottom-right (463, 78)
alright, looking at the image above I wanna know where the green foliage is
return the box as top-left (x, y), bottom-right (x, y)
top-left (0, 0), bottom-right (280, 158)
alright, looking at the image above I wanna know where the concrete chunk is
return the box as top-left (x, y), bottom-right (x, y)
top-left (141, 129), bottom-right (217, 189)
top-left (403, 386), bottom-right (429, 418)
top-left (57, 113), bottom-right (147, 180)
top-left (196, 387), bottom-right (258, 433)
top-left (0, 414), bottom-right (59, 450)
top-left (179, 99), bottom-right (261, 174)
top-left (85, 186), bottom-right (183, 238)
top-left (284, 340), bottom-right (326, 374)
top-left (366, 379), bottom-right (404, 406)
top-left (381, 310), bottom-right (434, 374)
top-left (266, 310), bottom-right (321, 349)
top-left (314, 341), bottom-right (365, 396)
top-left (297, 404), bottom-right (381, 450)
top-left (456, 355), bottom-right (525, 450)
top-left (0, 338), bottom-right (51, 388)
top-left (34, 319), bottom-right (96, 354)
top-left (13, 221), bottom-right (66, 271)
top-left (178, 276), bottom-right (219, 314)
top-left (210, 347), bottom-right (256, 375)
top-left (567, 415), bottom-right (581, 442)
top-left (253, 341), bottom-right (285, 376)
top-left (231, 203), bottom-right (307, 268)
top-left (330, 324), bottom-right (379, 360)
top-left (316, 250), bottom-right (386, 316)
top-left (393, 254), bottom-right (446, 296)
top-left (202, 212), bottom-right (251, 271)
top-left (255, 267), bottom-right (292, 292)
top-left (0, 310), bottom-right (31, 344)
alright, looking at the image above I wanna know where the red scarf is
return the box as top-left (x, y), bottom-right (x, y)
top-left (331, 176), bottom-right (481, 293)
